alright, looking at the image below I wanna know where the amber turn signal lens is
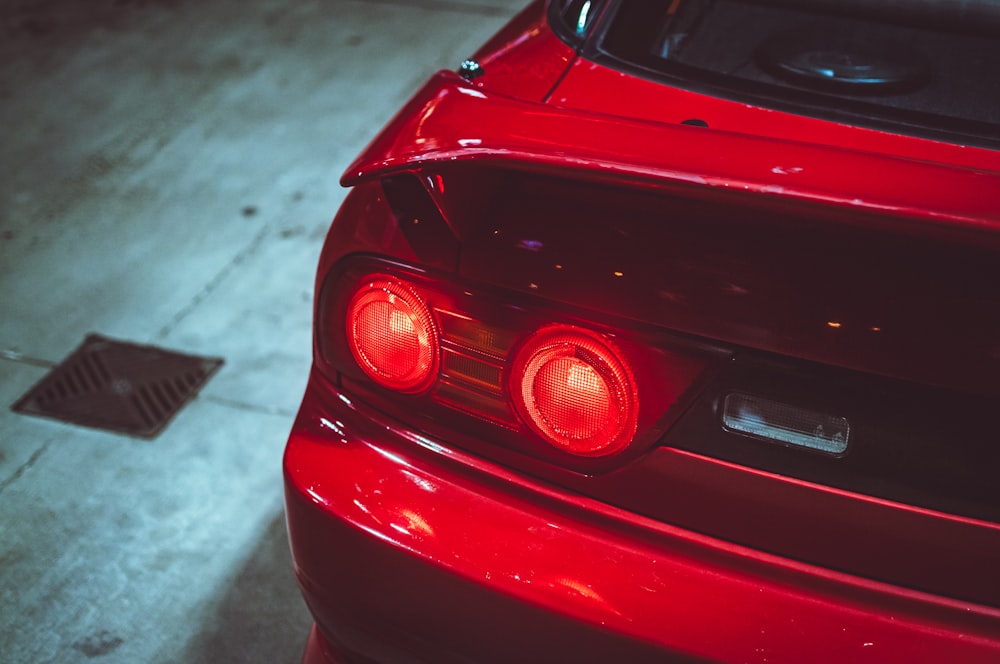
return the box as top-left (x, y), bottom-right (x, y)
top-left (512, 325), bottom-right (638, 457)
top-left (346, 276), bottom-right (439, 393)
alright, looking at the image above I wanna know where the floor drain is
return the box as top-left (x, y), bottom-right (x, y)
top-left (11, 334), bottom-right (223, 438)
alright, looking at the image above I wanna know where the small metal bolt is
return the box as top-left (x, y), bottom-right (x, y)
top-left (459, 59), bottom-right (484, 80)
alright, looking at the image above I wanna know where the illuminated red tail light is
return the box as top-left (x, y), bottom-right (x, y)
top-left (511, 325), bottom-right (639, 457)
top-left (325, 264), bottom-right (714, 468)
top-left (346, 276), bottom-right (439, 393)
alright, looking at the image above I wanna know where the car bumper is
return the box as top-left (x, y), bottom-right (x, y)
top-left (284, 373), bottom-right (1000, 664)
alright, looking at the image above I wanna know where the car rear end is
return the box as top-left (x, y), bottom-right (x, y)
top-left (285, 1), bottom-right (1000, 662)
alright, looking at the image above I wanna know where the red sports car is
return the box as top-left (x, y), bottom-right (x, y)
top-left (284, 1), bottom-right (1000, 661)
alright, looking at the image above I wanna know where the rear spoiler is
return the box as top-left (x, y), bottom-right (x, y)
top-left (343, 71), bottom-right (1000, 233)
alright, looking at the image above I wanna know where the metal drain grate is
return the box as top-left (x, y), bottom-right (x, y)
top-left (12, 334), bottom-right (223, 438)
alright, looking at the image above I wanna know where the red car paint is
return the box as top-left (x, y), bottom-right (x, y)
top-left (286, 2), bottom-right (1000, 662)
top-left (465, 1), bottom-right (575, 100)
top-left (548, 58), bottom-right (1000, 172)
top-left (286, 385), bottom-right (1000, 662)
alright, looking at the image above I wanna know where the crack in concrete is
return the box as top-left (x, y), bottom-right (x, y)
top-left (157, 224), bottom-right (271, 340)
top-left (200, 394), bottom-right (296, 419)
top-left (0, 442), bottom-right (51, 496)
top-left (0, 349), bottom-right (56, 368)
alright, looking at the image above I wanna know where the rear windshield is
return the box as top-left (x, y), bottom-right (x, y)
top-left (570, 0), bottom-right (1000, 147)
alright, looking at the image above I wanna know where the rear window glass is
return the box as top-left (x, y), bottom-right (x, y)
top-left (592, 0), bottom-right (1000, 146)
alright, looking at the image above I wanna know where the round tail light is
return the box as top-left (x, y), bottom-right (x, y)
top-left (511, 325), bottom-right (638, 457)
top-left (346, 276), bottom-right (439, 392)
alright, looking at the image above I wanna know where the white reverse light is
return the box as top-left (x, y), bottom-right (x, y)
top-left (722, 393), bottom-right (850, 455)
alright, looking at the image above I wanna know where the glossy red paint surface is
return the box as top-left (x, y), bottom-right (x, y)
top-left (467, 0), bottom-right (575, 101)
top-left (289, 2), bottom-right (1000, 661)
top-left (286, 378), bottom-right (1000, 663)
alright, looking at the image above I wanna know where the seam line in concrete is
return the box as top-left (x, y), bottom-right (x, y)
top-left (157, 225), bottom-right (271, 340)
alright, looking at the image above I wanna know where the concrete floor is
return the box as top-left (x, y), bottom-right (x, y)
top-left (0, 1), bottom-right (525, 661)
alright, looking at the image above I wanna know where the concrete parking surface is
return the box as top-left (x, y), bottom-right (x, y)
top-left (0, 1), bottom-right (525, 661)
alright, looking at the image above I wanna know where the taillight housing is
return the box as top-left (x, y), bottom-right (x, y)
top-left (320, 258), bottom-right (719, 471)
top-left (345, 276), bottom-right (439, 393)
top-left (511, 325), bottom-right (638, 457)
